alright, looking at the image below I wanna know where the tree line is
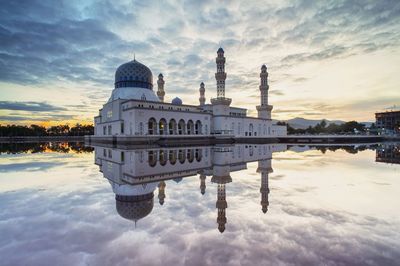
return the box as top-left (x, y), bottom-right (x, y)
top-left (0, 124), bottom-right (94, 137)
top-left (277, 120), bottom-right (371, 135)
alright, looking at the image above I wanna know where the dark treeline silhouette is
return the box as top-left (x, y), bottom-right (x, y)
top-left (0, 124), bottom-right (94, 137)
top-left (277, 120), bottom-right (369, 135)
top-left (0, 142), bottom-right (94, 154)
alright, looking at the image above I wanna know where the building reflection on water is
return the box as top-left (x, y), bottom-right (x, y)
top-left (94, 144), bottom-right (286, 233)
top-left (376, 143), bottom-right (400, 164)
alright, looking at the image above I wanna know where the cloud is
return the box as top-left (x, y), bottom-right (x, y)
top-left (0, 101), bottom-right (67, 112)
top-left (0, 161), bottom-right (65, 172)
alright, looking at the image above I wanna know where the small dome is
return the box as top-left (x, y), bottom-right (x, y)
top-left (158, 73), bottom-right (163, 78)
top-left (261, 64), bottom-right (267, 70)
top-left (115, 193), bottom-right (154, 222)
top-left (172, 97), bottom-right (183, 105)
top-left (115, 59), bottom-right (153, 90)
top-left (217, 47), bottom-right (224, 53)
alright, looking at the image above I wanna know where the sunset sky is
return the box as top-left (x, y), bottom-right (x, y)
top-left (0, 0), bottom-right (399, 126)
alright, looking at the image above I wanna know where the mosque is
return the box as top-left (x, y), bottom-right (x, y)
top-left (91, 48), bottom-right (286, 143)
top-left (94, 143), bottom-right (286, 233)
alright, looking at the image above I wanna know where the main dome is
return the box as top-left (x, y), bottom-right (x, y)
top-left (115, 59), bottom-right (153, 90)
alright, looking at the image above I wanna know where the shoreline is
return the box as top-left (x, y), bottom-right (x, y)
top-left (1, 135), bottom-right (398, 145)
top-left (0, 136), bottom-right (85, 143)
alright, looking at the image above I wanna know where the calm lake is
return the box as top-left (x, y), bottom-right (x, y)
top-left (0, 142), bottom-right (399, 266)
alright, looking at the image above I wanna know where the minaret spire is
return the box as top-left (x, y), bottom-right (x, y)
top-left (199, 82), bottom-right (206, 106)
top-left (157, 73), bottom-right (165, 102)
top-left (215, 47), bottom-right (227, 99)
top-left (256, 65), bottom-right (273, 119)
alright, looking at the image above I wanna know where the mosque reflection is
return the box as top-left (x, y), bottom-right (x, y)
top-left (94, 144), bottom-right (286, 233)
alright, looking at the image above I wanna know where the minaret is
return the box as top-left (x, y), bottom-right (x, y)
top-left (215, 48), bottom-right (227, 99)
top-left (199, 173), bottom-right (206, 195)
top-left (256, 65), bottom-right (273, 119)
top-left (157, 73), bottom-right (165, 102)
top-left (199, 82), bottom-right (206, 106)
top-left (158, 181), bottom-right (166, 205)
top-left (257, 159), bottom-right (273, 213)
top-left (210, 48), bottom-right (232, 135)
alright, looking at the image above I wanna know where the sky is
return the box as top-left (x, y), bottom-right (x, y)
top-left (0, 0), bottom-right (399, 126)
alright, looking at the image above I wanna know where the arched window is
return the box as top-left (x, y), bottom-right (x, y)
top-left (249, 123), bottom-right (254, 136)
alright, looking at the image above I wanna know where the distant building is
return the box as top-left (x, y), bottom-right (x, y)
top-left (375, 110), bottom-right (400, 135)
top-left (93, 48), bottom-right (286, 141)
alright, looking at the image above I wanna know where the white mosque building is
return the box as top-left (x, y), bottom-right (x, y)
top-left (92, 48), bottom-right (286, 143)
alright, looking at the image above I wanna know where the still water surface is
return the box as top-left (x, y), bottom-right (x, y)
top-left (0, 142), bottom-right (399, 266)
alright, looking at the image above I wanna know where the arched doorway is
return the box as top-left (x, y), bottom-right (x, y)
top-left (169, 150), bottom-right (177, 165)
top-left (169, 119), bottom-right (177, 135)
top-left (178, 149), bottom-right (185, 163)
top-left (195, 120), bottom-right (202, 135)
top-left (159, 118), bottom-right (167, 135)
top-left (178, 119), bottom-right (185, 135)
top-left (159, 150), bottom-right (167, 166)
top-left (187, 120), bottom-right (194, 135)
top-left (148, 118), bottom-right (157, 135)
top-left (148, 150), bottom-right (157, 167)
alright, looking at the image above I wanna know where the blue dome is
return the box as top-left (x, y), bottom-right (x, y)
top-left (115, 59), bottom-right (153, 90)
top-left (172, 97), bottom-right (182, 105)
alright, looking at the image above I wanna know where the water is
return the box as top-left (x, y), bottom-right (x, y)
top-left (0, 142), bottom-right (399, 266)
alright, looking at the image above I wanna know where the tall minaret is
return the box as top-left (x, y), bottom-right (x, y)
top-left (199, 82), bottom-right (206, 106)
top-left (211, 48), bottom-right (232, 134)
top-left (158, 181), bottom-right (166, 205)
top-left (157, 73), bottom-right (165, 102)
top-left (256, 65), bottom-right (273, 119)
top-left (257, 159), bottom-right (273, 213)
top-left (199, 173), bottom-right (206, 195)
top-left (215, 48), bottom-right (227, 98)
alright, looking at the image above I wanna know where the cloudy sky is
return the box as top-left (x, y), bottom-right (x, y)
top-left (0, 0), bottom-right (399, 125)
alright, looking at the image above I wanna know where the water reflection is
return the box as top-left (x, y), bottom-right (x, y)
top-left (94, 144), bottom-right (286, 232)
top-left (0, 142), bottom-right (93, 154)
top-left (376, 143), bottom-right (400, 164)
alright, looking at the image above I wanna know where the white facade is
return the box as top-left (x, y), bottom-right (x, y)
top-left (94, 48), bottom-right (287, 138)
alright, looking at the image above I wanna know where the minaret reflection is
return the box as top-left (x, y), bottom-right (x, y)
top-left (211, 146), bottom-right (233, 233)
top-left (158, 181), bottom-right (166, 205)
top-left (257, 159), bottom-right (273, 214)
top-left (199, 173), bottom-right (206, 195)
